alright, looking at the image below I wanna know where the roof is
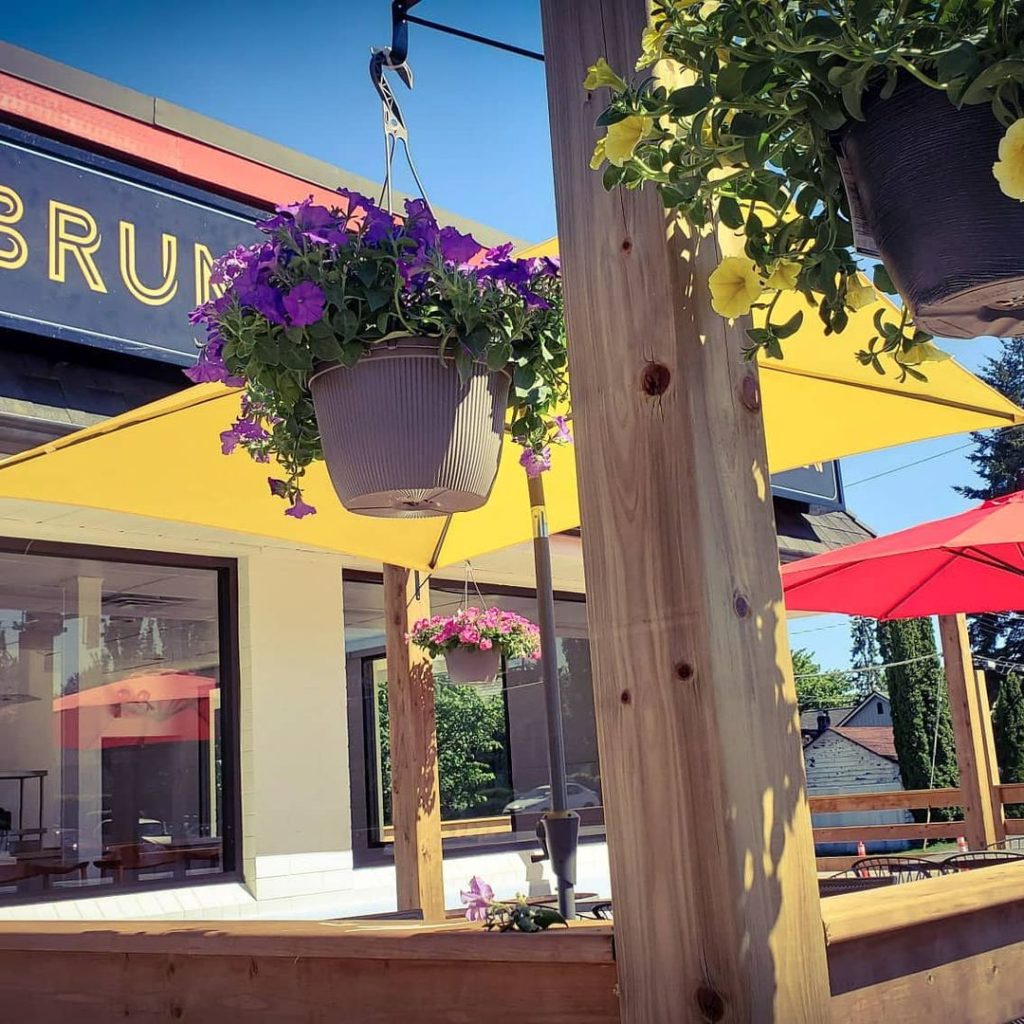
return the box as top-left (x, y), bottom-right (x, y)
top-left (831, 726), bottom-right (898, 761)
top-left (0, 41), bottom-right (518, 250)
top-left (778, 504), bottom-right (875, 563)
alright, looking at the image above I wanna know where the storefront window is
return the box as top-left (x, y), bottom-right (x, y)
top-left (0, 543), bottom-right (237, 901)
top-left (344, 575), bottom-right (603, 853)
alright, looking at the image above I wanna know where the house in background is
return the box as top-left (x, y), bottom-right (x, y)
top-left (800, 690), bottom-right (892, 746)
top-left (803, 698), bottom-right (910, 855)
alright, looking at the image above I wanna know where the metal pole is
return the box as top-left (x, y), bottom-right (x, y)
top-left (527, 472), bottom-right (577, 920)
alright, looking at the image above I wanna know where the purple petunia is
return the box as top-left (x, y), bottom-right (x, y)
top-left (519, 446), bottom-right (552, 478)
top-left (553, 416), bottom-right (573, 445)
top-left (460, 876), bottom-right (494, 923)
top-left (439, 226), bottom-right (485, 267)
top-left (251, 284), bottom-right (288, 325)
top-left (284, 496), bottom-right (317, 519)
top-left (282, 282), bottom-right (326, 327)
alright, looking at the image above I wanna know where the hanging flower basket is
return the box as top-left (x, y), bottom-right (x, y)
top-left (837, 79), bottom-right (1024, 339)
top-left (408, 607), bottom-right (541, 688)
top-left (587, 1), bottom-right (1024, 369)
top-left (309, 337), bottom-right (509, 517)
top-left (187, 191), bottom-right (570, 519)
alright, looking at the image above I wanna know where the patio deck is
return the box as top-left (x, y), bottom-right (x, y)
top-left (2, 862), bottom-right (1023, 1022)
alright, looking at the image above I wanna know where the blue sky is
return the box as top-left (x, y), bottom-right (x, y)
top-left (2, 1), bottom-right (1009, 670)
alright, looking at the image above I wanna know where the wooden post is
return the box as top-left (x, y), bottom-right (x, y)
top-left (938, 613), bottom-right (999, 850)
top-left (540, 3), bottom-right (831, 1021)
top-left (975, 669), bottom-right (1006, 845)
top-left (382, 564), bottom-right (444, 920)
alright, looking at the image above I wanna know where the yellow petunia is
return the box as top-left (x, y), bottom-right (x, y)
top-left (590, 136), bottom-right (607, 170)
top-left (604, 115), bottom-right (654, 167)
top-left (584, 57), bottom-right (627, 93)
top-left (845, 281), bottom-right (876, 310)
top-left (709, 257), bottom-right (764, 320)
top-left (636, 25), bottom-right (668, 70)
top-left (993, 118), bottom-right (1024, 201)
top-left (897, 340), bottom-right (952, 367)
top-left (765, 260), bottom-right (800, 291)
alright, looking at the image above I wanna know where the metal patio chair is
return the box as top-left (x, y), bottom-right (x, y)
top-left (941, 849), bottom-right (1024, 872)
top-left (848, 855), bottom-right (943, 883)
top-left (818, 872), bottom-right (897, 897)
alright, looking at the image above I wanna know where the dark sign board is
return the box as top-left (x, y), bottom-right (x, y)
top-left (0, 125), bottom-right (263, 365)
top-left (771, 461), bottom-right (845, 511)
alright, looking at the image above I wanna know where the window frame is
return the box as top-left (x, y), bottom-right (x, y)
top-left (0, 536), bottom-right (242, 906)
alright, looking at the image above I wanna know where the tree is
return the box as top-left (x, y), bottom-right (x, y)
top-left (993, 673), bottom-right (1024, 818)
top-left (790, 648), bottom-right (857, 711)
top-left (376, 681), bottom-right (509, 823)
top-left (849, 616), bottom-right (882, 694)
top-left (957, 336), bottom-right (1024, 672)
top-left (876, 618), bottom-right (959, 820)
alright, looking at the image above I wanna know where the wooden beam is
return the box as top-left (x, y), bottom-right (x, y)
top-left (976, 670), bottom-right (1006, 845)
top-left (808, 787), bottom-right (962, 813)
top-left (997, 782), bottom-right (1024, 803)
top-left (812, 822), bottom-right (963, 844)
top-left (939, 614), bottom-right (999, 849)
top-left (382, 565), bottom-right (444, 921)
top-left (540, 3), bottom-right (830, 1020)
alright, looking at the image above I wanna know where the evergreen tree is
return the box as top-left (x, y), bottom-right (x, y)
top-left (993, 673), bottom-right (1024, 818)
top-left (876, 617), bottom-right (959, 820)
top-left (849, 616), bottom-right (883, 694)
top-left (956, 336), bottom-right (1024, 672)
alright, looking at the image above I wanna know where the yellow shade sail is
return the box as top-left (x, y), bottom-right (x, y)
top-left (0, 239), bottom-right (1020, 571)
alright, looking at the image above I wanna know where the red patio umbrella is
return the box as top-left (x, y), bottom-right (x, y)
top-left (53, 672), bottom-right (215, 749)
top-left (781, 490), bottom-right (1024, 619)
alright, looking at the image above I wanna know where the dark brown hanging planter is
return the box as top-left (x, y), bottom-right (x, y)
top-left (308, 336), bottom-right (510, 518)
top-left (836, 79), bottom-right (1024, 339)
top-left (443, 645), bottom-right (502, 687)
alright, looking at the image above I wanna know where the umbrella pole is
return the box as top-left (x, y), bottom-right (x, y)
top-left (527, 472), bottom-right (579, 920)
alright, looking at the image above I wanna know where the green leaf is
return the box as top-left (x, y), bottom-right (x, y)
top-left (840, 64), bottom-right (872, 121)
top-left (852, 0), bottom-right (882, 29)
top-left (356, 261), bottom-right (378, 288)
top-left (309, 332), bottom-right (344, 362)
top-left (742, 63), bottom-right (773, 94)
top-left (936, 42), bottom-right (980, 84)
top-left (454, 345), bottom-right (475, 383)
top-left (532, 907), bottom-right (568, 930)
top-left (715, 63), bottom-right (746, 101)
top-left (805, 92), bottom-right (847, 131)
top-left (729, 112), bottom-right (767, 137)
top-left (962, 60), bottom-right (1024, 105)
top-left (602, 163), bottom-right (625, 191)
top-left (774, 310), bottom-right (804, 340)
top-left (668, 84), bottom-right (713, 116)
top-left (879, 67), bottom-right (899, 100)
top-left (872, 264), bottom-right (896, 294)
top-left (718, 195), bottom-right (744, 229)
top-left (801, 15), bottom-right (843, 39)
top-left (595, 106), bottom-right (630, 127)
top-left (366, 288), bottom-right (391, 312)
top-left (485, 341), bottom-right (512, 371)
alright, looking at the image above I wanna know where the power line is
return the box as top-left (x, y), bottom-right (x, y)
top-left (844, 442), bottom-right (972, 487)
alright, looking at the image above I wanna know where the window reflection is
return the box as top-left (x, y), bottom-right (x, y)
top-left (344, 577), bottom-right (604, 849)
top-left (0, 550), bottom-right (229, 899)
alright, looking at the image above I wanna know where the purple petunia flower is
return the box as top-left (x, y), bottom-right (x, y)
top-left (337, 186), bottom-right (374, 213)
top-left (524, 291), bottom-right (551, 311)
top-left (285, 496), bottom-right (317, 518)
top-left (267, 478), bottom-right (289, 498)
top-left (460, 876), bottom-right (494, 923)
top-left (361, 205), bottom-right (399, 245)
top-left (439, 226), bottom-right (485, 267)
top-left (282, 282), bottom-right (326, 327)
top-left (404, 198), bottom-right (439, 250)
top-left (519, 446), bottom-right (552, 478)
top-left (553, 416), bottom-right (573, 445)
top-left (251, 284), bottom-right (288, 325)
top-left (220, 427), bottom-right (241, 455)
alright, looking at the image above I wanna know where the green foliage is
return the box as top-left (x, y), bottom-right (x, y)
top-left (877, 617), bottom-right (960, 820)
top-left (589, 0), bottom-right (1024, 368)
top-left (993, 673), bottom-right (1024, 817)
top-left (376, 681), bottom-right (509, 822)
top-left (850, 615), bottom-right (883, 693)
top-left (791, 647), bottom-right (858, 710)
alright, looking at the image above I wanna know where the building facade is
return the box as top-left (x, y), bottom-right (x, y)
top-left (0, 44), bottom-right (872, 920)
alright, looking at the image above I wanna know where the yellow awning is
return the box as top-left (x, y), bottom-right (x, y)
top-left (0, 240), bottom-right (1020, 571)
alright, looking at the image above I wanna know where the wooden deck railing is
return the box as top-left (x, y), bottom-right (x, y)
top-left (381, 815), bottom-right (512, 843)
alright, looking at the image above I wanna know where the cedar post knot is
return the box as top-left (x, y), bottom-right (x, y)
top-left (620, 689), bottom-right (632, 704)
top-left (640, 362), bottom-right (671, 396)
top-left (741, 374), bottom-right (761, 411)
top-left (621, 238), bottom-right (633, 253)
top-left (675, 661), bottom-right (694, 680)
top-left (733, 592), bottom-right (750, 618)
top-left (695, 984), bottom-right (726, 1021)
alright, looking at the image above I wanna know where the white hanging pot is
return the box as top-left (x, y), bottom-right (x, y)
top-left (444, 645), bottom-right (502, 687)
